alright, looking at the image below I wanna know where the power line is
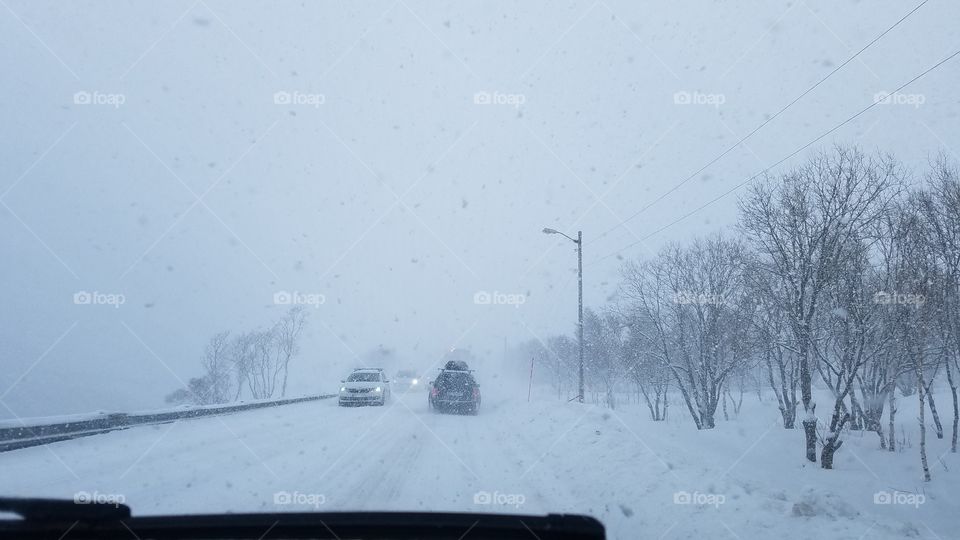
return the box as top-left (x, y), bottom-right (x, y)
top-left (589, 47), bottom-right (960, 267)
top-left (591, 0), bottom-right (929, 245)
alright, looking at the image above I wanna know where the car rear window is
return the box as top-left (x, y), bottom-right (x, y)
top-left (437, 372), bottom-right (474, 385)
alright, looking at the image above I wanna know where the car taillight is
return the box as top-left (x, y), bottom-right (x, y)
top-left (472, 387), bottom-right (480, 398)
top-left (431, 387), bottom-right (439, 397)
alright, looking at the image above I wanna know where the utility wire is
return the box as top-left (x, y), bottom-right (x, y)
top-left (592, 0), bottom-right (930, 245)
top-left (589, 47), bottom-right (960, 266)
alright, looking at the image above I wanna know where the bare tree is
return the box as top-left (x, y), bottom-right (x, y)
top-left (548, 335), bottom-right (579, 401)
top-left (582, 309), bottom-right (622, 409)
top-left (746, 265), bottom-right (800, 428)
top-left (622, 315), bottom-right (670, 420)
top-left (739, 146), bottom-right (903, 462)
top-left (723, 361), bottom-right (752, 419)
top-left (885, 196), bottom-right (939, 479)
top-left (622, 248), bottom-right (704, 426)
top-left (230, 329), bottom-right (280, 400)
top-left (249, 329), bottom-right (282, 399)
top-left (620, 235), bottom-right (752, 429)
top-left (510, 334), bottom-right (590, 402)
top-left (275, 307), bottom-right (308, 396)
top-left (813, 239), bottom-right (889, 468)
top-left (917, 155), bottom-right (960, 452)
top-left (230, 331), bottom-right (255, 400)
top-left (201, 331), bottom-right (233, 404)
top-left (862, 204), bottom-right (921, 450)
top-left (164, 387), bottom-right (193, 405)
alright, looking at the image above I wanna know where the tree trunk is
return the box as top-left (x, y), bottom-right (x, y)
top-left (820, 438), bottom-right (841, 469)
top-left (888, 391), bottom-right (897, 452)
top-left (780, 403), bottom-right (796, 429)
top-left (799, 335), bottom-right (817, 462)
top-left (765, 350), bottom-right (796, 428)
top-left (864, 396), bottom-right (886, 450)
top-left (821, 411), bottom-right (850, 469)
top-left (639, 383), bottom-right (658, 421)
top-left (918, 358), bottom-right (931, 481)
top-left (925, 381), bottom-right (944, 439)
top-left (671, 369), bottom-right (703, 429)
top-left (722, 388), bottom-right (730, 421)
top-left (947, 359), bottom-right (959, 453)
top-left (655, 384), bottom-right (666, 421)
top-left (875, 415), bottom-right (887, 450)
top-left (849, 392), bottom-right (863, 430)
top-left (802, 417), bottom-right (818, 462)
top-left (861, 391), bottom-right (885, 449)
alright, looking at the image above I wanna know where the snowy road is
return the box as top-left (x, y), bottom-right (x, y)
top-left (3, 392), bottom-right (610, 516)
top-left (3, 391), bottom-right (957, 539)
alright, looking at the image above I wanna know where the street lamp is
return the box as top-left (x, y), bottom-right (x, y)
top-left (542, 227), bottom-right (584, 404)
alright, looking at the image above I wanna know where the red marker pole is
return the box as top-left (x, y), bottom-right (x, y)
top-left (528, 357), bottom-right (534, 402)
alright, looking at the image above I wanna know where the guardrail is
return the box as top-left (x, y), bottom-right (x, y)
top-left (0, 394), bottom-right (336, 453)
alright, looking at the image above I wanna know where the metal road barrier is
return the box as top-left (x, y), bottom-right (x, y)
top-left (0, 394), bottom-right (336, 453)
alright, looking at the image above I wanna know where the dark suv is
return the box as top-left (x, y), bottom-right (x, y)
top-left (429, 368), bottom-right (480, 415)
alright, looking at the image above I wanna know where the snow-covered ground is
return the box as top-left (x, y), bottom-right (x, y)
top-left (3, 387), bottom-right (958, 539)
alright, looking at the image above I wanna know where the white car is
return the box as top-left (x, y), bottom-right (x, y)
top-left (338, 369), bottom-right (391, 406)
top-left (393, 369), bottom-right (423, 392)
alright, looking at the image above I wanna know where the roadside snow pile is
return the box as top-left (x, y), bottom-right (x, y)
top-left (790, 488), bottom-right (859, 520)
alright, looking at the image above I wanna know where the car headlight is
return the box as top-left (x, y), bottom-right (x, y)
top-left (340, 386), bottom-right (346, 392)
top-left (412, 379), bottom-right (418, 385)
top-left (374, 386), bottom-right (382, 392)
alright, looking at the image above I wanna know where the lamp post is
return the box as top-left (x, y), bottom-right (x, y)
top-left (542, 228), bottom-right (584, 403)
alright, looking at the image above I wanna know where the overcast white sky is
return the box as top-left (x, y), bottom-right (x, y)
top-left (2, 0), bottom-right (958, 418)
